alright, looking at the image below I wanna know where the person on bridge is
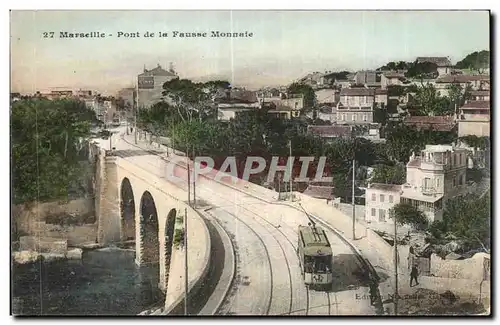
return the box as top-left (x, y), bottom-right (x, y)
top-left (410, 265), bottom-right (419, 287)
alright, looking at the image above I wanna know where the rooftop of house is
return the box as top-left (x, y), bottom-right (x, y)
top-left (435, 74), bottom-right (490, 83)
top-left (470, 90), bottom-right (490, 96)
top-left (416, 56), bottom-right (452, 67)
top-left (138, 64), bottom-right (177, 77)
top-left (404, 115), bottom-right (456, 131)
top-left (401, 188), bottom-right (444, 203)
top-left (340, 88), bottom-right (375, 96)
top-left (375, 89), bottom-right (388, 95)
top-left (302, 185), bottom-right (333, 200)
top-left (307, 125), bottom-right (352, 137)
top-left (383, 72), bottom-right (406, 79)
top-left (461, 100), bottom-right (490, 109)
top-left (407, 157), bottom-right (421, 168)
top-left (367, 183), bottom-right (402, 192)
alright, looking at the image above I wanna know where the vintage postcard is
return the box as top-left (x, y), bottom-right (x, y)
top-left (10, 10), bottom-right (491, 316)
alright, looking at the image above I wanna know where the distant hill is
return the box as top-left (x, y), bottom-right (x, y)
top-left (455, 50), bottom-right (490, 71)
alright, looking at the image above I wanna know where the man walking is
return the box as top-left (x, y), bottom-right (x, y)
top-left (410, 265), bottom-right (419, 287)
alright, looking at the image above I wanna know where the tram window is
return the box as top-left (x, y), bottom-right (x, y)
top-left (306, 255), bottom-right (332, 273)
top-left (304, 256), bottom-right (314, 273)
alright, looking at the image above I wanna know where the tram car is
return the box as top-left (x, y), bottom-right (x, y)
top-left (297, 224), bottom-right (333, 289)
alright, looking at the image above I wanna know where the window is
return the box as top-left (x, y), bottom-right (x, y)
top-left (380, 194), bottom-right (385, 203)
top-left (436, 178), bottom-right (440, 188)
top-left (372, 193), bottom-right (376, 201)
top-left (379, 209), bottom-right (386, 222)
top-left (340, 114), bottom-right (345, 121)
top-left (453, 178), bottom-right (456, 187)
top-left (371, 208), bottom-right (376, 217)
top-left (389, 195), bottom-right (393, 203)
top-left (352, 114), bottom-right (357, 121)
top-left (363, 114), bottom-right (367, 121)
top-left (453, 155), bottom-right (457, 166)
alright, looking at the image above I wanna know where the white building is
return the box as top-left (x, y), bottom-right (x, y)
top-left (457, 100), bottom-right (490, 137)
top-left (366, 184), bottom-right (402, 223)
top-left (217, 103), bottom-right (260, 121)
top-left (365, 144), bottom-right (469, 224)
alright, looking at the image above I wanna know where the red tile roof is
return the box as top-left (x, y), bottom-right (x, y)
top-left (404, 116), bottom-right (456, 132)
top-left (368, 183), bottom-right (402, 192)
top-left (435, 74), bottom-right (490, 83)
top-left (461, 100), bottom-right (490, 109)
top-left (307, 125), bottom-right (352, 137)
top-left (340, 88), bottom-right (375, 96)
top-left (416, 57), bottom-right (452, 67)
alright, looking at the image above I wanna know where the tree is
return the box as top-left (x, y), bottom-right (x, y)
top-left (12, 98), bottom-right (96, 203)
top-left (413, 83), bottom-right (452, 116)
top-left (455, 50), bottom-right (490, 73)
top-left (389, 203), bottom-right (429, 230)
top-left (370, 164), bottom-right (406, 184)
top-left (287, 83), bottom-right (316, 109)
top-left (429, 192), bottom-right (490, 251)
top-left (406, 61), bottom-right (438, 79)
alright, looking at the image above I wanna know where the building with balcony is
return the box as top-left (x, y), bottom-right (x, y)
top-left (365, 144), bottom-right (469, 224)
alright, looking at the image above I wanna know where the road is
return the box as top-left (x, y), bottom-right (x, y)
top-left (95, 127), bottom-right (376, 315)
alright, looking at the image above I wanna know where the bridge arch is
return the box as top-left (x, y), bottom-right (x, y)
top-left (163, 209), bottom-right (177, 291)
top-left (120, 177), bottom-right (136, 241)
top-left (139, 191), bottom-right (160, 265)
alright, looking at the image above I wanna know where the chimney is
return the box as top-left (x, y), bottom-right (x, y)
top-left (143, 64), bottom-right (147, 73)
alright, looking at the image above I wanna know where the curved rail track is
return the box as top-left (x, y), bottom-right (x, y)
top-left (111, 133), bottom-right (374, 315)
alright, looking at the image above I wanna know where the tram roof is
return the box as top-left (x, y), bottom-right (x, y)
top-left (299, 225), bottom-right (332, 256)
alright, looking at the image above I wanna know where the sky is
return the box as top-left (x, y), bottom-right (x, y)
top-left (10, 10), bottom-right (490, 95)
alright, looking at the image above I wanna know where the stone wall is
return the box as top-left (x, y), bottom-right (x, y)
top-left (430, 252), bottom-right (490, 282)
top-left (19, 236), bottom-right (68, 254)
top-left (13, 198), bottom-right (95, 236)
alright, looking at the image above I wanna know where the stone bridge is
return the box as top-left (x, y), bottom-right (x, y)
top-left (93, 145), bottom-right (200, 293)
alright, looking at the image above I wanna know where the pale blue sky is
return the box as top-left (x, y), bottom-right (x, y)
top-left (11, 10), bottom-right (490, 95)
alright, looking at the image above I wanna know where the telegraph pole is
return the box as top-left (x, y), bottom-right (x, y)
top-left (394, 218), bottom-right (399, 315)
top-left (193, 148), bottom-right (196, 208)
top-left (184, 207), bottom-right (188, 316)
top-left (351, 125), bottom-right (356, 240)
top-left (352, 158), bottom-right (356, 240)
top-left (289, 139), bottom-right (293, 200)
top-left (187, 154), bottom-right (191, 205)
top-left (134, 79), bottom-right (138, 144)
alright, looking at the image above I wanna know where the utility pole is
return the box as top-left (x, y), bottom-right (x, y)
top-left (289, 139), bottom-right (293, 201)
top-left (352, 158), bottom-right (356, 240)
top-left (394, 218), bottom-right (399, 315)
top-left (134, 79), bottom-right (138, 144)
top-left (351, 125), bottom-right (356, 240)
top-left (187, 153), bottom-right (191, 206)
top-left (184, 207), bottom-right (188, 316)
top-left (193, 148), bottom-right (196, 208)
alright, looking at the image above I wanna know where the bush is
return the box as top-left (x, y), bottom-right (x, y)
top-left (173, 228), bottom-right (185, 248)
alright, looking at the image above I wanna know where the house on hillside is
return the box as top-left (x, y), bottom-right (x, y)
top-left (336, 87), bottom-right (376, 124)
top-left (470, 90), bottom-right (490, 101)
top-left (416, 57), bottom-right (453, 76)
top-left (380, 72), bottom-right (407, 89)
top-left (365, 144), bottom-right (469, 224)
top-left (435, 74), bottom-right (490, 97)
top-left (457, 100), bottom-right (490, 137)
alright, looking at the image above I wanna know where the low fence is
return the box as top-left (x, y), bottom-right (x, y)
top-left (430, 252), bottom-right (490, 282)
